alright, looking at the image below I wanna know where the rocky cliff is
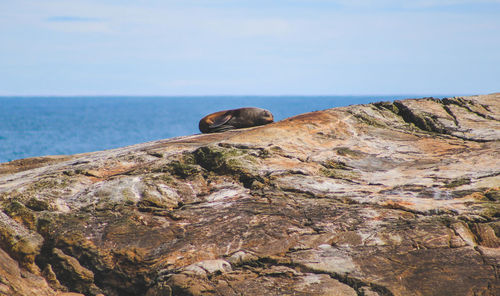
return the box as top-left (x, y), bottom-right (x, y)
top-left (0, 94), bottom-right (499, 296)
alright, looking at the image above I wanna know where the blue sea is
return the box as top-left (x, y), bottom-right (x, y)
top-left (0, 95), bottom-right (441, 163)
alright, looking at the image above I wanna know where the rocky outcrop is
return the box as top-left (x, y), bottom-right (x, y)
top-left (0, 93), bottom-right (499, 296)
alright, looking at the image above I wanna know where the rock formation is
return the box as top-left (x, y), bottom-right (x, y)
top-left (0, 94), bottom-right (499, 296)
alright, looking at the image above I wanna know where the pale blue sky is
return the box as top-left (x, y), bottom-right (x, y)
top-left (1, 0), bottom-right (499, 95)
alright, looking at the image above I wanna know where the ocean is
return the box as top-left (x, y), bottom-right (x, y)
top-left (0, 95), bottom-right (431, 163)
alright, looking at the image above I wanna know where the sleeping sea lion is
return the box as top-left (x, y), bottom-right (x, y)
top-left (199, 107), bottom-right (274, 133)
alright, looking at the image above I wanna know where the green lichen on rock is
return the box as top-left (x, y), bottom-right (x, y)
top-left (480, 201), bottom-right (500, 219)
top-left (138, 188), bottom-right (178, 210)
top-left (17, 174), bottom-right (75, 204)
top-left (118, 188), bottom-right (138, 206)
top-left (26, 197), bottom-right (50, 211)
top-left (335, 147), bottom-right (365, 159)
top-left (320, 158), bottom-right (359, 181)
top-left (374, 101), bottom-right (400, 114)
top-left (167, 154), bottom-right (201, 178)
top-left (320, 167), bottom-right (360, 182)
top-left (3, 200), bottom-right (36, 230)
top-left (393, 100), bottom-right (447, 134)
top-left (350, 110), bottom-right (387, 128)
top-left (29, 176), bottom-right (71, 191)
top-left (193, 145), bottom-right (258, 176)
top-left (485, 188), bottom-right (500, 201)
top-left (192, 145), bottom-right (264, 188)
top-left (0, 211), bottom-right (44, 272)
top-left (323, 159), bottom-right (349, 170)
top-left (36, 215), bottom-right (57, 236)
top-left (444, 177), bottom-right (471, 188)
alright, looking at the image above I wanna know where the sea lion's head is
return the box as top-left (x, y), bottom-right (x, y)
top-left (257, 109), bottom-right (274, 125)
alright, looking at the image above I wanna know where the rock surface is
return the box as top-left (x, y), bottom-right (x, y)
top-left (1, 93), bottom-right (499, 296)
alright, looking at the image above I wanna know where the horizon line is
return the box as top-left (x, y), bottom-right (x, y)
top-left (0, 93), bottom-right (471, 98)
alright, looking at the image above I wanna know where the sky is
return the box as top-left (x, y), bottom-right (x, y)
top-left (0, 0), bottom-right (499, 96)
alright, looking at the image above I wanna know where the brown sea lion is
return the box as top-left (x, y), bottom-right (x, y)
top-left (199, 107), bottom-right (274, 133)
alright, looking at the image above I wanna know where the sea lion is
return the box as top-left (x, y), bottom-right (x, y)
top-left (199, 107), bottom-right (274, 133)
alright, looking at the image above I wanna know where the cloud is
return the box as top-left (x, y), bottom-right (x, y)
top-left (43, 12), bottom-right (110, 32)
top-left (305, 0), bottom-right (500, 10)
top-left (410, 0), bottom-right (500, 5)
top-left (44, 15), bottom-right (110, 32)
top-left (44, 18), bottom-right (112, 33)
top-left (1, 0), bottom-right (499, 95)
top-left (46, 16), bottom-right (103, 22)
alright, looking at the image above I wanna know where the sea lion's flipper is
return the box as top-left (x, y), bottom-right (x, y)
top-left (210, 125), bottom-right (235, 133)
top-left (209, 114), bottom-right (232, 128)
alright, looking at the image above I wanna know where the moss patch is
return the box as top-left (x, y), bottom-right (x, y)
top-left (323, 159), bottom-right (349, 170)
top-left (192, 145), bottom-right (264, 188)
top-left (335, 147), bottom-right (365, 159)
top-left (320, 168), bottom-right (360, 182)
top-left (485, 188), bottom-right (500, 201)
top-left (167, 154), bottom-right (201, 179)
top-left (193, 145), bottom-right (258, 175)
top-left (351, 111), bottom-right (387, 128)
top-left (393, 100), bottom-right (446, 134)
top-left (3, 200), bottom-right (36, 230)
top-left (480, 202), bottom-right (500, 219)
top-left (26, 198), bottom-right (50, 211)
top-left (0, 212), bottom-right (43, 272)
top-left (374, 101), bottom-right (400, 114)
top-left (444, 177), bottom-right (471, 188)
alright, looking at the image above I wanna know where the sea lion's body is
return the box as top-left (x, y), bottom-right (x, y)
top-left (199, 107), bottom-right (274, 133)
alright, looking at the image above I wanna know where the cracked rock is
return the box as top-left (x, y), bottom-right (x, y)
top-left (0, 94), bottom-right (499, 295)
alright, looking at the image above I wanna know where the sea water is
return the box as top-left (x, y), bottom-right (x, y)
top-left (0, 95), bottom-right (428, 163)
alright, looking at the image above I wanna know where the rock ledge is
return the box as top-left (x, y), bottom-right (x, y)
top-left (1, 94), bottom-right (499, 296)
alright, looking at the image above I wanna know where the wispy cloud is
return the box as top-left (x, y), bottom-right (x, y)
top-left (43, 14), bottom-right (110, 33)
top-left (310, 0), bottom-right (500, 11)
top-left (46, 16), bottom-right (103, 22)
top-left (1, 0), bottom-right (499, 95)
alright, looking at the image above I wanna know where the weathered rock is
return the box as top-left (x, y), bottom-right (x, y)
top-left (0, 93), bottom-right (499, 296)
top-left (0, 248), bottom-right (56, 296)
